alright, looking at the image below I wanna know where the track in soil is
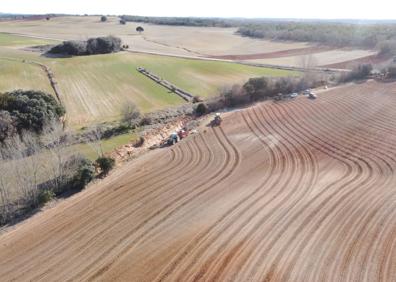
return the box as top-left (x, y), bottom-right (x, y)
top-left (1, 80), bottom-right (396, 281)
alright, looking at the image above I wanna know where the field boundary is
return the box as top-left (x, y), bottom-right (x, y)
top-left (137, 67), bottom-right (194, 101)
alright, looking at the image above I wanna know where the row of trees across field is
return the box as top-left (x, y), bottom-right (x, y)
top-left (0, 90), bottom-right (115, 226)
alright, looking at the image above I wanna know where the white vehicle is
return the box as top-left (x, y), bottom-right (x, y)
top-left (303, 89), bottom-right (311, 95)
top-left (290, 92), bottom-right (298, 98)
top-left (308, 93), bottom-right (317, 99)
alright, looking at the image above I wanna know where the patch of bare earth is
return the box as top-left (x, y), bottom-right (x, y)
top-left (1, 80), bottom-right (396, 281)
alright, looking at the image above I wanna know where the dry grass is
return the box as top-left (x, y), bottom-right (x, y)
top-left (245, 49), bottom-right (377, 67)
top-left (0, 16), bottom-right (309, 57)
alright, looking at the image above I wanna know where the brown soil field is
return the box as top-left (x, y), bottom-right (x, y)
top-left (245, 49), bottom-right (377, 68)
top-left (322, 54), bottom-right (392, 69)
top-left (1, 80), bottom-right (396, 281)
top-left (207, 46), bottom-right (333, 60)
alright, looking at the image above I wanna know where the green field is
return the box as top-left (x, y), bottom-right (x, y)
top-left (0, 58), bottom-right (54, 94)
top-left (0, 32), bottom-right (57, 47)
top-left (0, 33), bottom-right (298, 127)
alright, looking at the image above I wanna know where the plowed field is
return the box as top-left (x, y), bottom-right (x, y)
top-left (1, 80), bottom-right (396, 281)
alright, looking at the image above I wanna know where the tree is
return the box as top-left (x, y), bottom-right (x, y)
top-left (101, 16), bottom-right (107, 22)
top-left (136, 26), bottom-right (144, 34)
top-left (122, 102), bottom-right (141, 125)
top-left (95, 157), bottom-right (115, 176)
top-left (195, 103), bottom-right (208, 116)
top-left (0, 90), bottom-right (65, 138)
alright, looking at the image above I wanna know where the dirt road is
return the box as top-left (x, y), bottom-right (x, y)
top-left (1, 80), bottom-right (396, 281)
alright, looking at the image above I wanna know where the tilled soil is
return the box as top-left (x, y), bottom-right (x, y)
top-left (1, 80), bottom-right (396, 281)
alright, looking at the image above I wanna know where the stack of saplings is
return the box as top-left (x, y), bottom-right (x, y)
top-left (48, 36), bottom-right (122, 56)
top-left (0, 90), bottom-right (65, 142)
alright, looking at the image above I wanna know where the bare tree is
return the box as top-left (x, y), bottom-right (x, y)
top-left (87, 126), bottom-right (104, 158)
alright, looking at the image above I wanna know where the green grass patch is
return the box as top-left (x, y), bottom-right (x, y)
top-left (0, 33), bottom-right (57, 47)
top-left (0, 46), bottom-right (299, 127)
top-left (70, 132), bottom-right (139, 161)
top-left (0, 58), bottom-right (54, 94)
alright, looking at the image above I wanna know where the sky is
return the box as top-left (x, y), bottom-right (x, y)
top-left (1, 0), bottom-right (395, 20)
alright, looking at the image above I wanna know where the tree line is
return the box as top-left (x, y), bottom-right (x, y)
top-left (0, 90), bottom-right (115, 226)
top-left (120, 15), bottom-right (396, 51)
top-left (48, 36), bottom-right (122, 56)
top-left (237, 22), bottom-right (396, 50)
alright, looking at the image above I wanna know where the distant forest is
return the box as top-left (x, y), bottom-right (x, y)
top-left (121, 15), bottom-right (396, 50)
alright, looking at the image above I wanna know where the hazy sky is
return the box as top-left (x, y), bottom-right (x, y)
top-left (1, 0), bottom-right (395, 19)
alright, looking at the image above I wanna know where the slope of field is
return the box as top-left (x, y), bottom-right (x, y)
top-left (0, 34), bottom-right (57, 94)
top-left (0, 58), bottom-right (54, 94)
top-left (0, 32), bottom-right (57, 47)
top-left (0, 16), bottom-right (309, 57)
top-left (49, 52), bottom-right (295, 126)
top-left (246, 49), bottom-right (376, 67)
top-left (0, 40), bottom-right (296, 126)
top-left (1, 80), bottom-right (395, 281)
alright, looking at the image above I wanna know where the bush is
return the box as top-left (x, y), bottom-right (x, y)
top-left (0, 111), bottom-right (17, 142)
top-left (49, 40), bottom-right (88, 56)
top-left (136, 26), bottom-right (144, 33)
top-left (96, 157), bottom-right (115, 175)
top-left (86, 36), bottom-right (122, 55)
top-left (340, 64), bottom-right (373, 82)
top-left (387, 64), bottom-right (396, 78)
top-left (195, 103), bottom-right (208, 116)
top-left (140, 115), bottom-right (152, 126)
top-left (192, 96), bottom-right (203, 103)
top-left (48, 36), bottom-right (122, 56)
top-left (73, 158), bottom-right (95, 190)
top-left (38, 190), bottom-right (55, 206)
top-left (101, 16), bottom-right (107, 22)
top-left (0, 90), bottom-right (65, 139)
top-left (122, 102), bottom-right (141, 124)
top-left (378, 40), bottom-right (396, 56)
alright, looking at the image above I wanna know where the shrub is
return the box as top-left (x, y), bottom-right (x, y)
top-left (192, 96), bottom-right (203, 103)
top-left (0, 90), bottom-right (65, 138)
top-left (73, 158), bottom-right (95, 190)
top-left (101, 16), bottom-right (107, 22)
top-left (122, 102), bottom-right (141, 124)
top-left (140, 115), bottom-right (152, 126)
top-left (49, 40), bottom-right (88, 56)
top-left (0, 111), bottom-right (17, 142)
top-left (136, 26), bottom-right (144, 33)
top-left (48, 36), bottom-right (122, 56)
top-left (96, 157), bottom-right (115, 175)
top-left (340, 64), bottom-right (373, 82)
top-left (38, 190), bottom-right (55, 206)
top-left (195, 103), bottom-right (208, 116)
top-left (86, 36), bottom-right (122, 55)
top-left (387, 64), bottom-right (396, 78)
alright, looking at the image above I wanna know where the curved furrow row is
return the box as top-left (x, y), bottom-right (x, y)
top-left (244, 101), bottom-right (365, 281)
top-left (153, 110), bottom-right (280, 282)
top-left (0, 147), bottom-right (180, 271)
top-left (323, 89), bottom-right (396, 146)
top-left (243, 97), bottom-right (370, 280)
top-left (274, 98), bottom-right (382, 280)
top-left (174, 106), bottom-right (302, 281)
top-left (53, 133), bottom-right (217, 281)
top-left (274, 96), bottom-right (393, 281)
top-left (204, 104), bottom-right (320, 282)
top-left (13, 139), bottom-right (205, 281)
top-left (311, 86), bottom-right (396, 282)
top-left (81, 126), bottom-right (242, 281)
